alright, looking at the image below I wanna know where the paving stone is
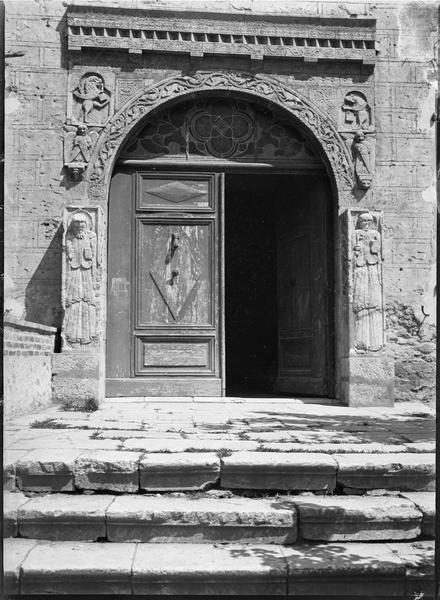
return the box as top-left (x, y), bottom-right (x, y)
top-left (140, 452), bottom-right (220, 491)
top-left (16, 449), bottom-right (80, 492)
top-left (387, 541), bottom-right (434, 599)
top-left (74, 451), bottom-right (141, 492)
top-left (107, 495), bottom-right (296, 543)
top-left (221, 452), bottom-right (337, 491)
top-left (67, 433), bottom-right (122, 451)
top-left (132, 543), bottom-right (288, 595)
top-left (20, 541), bottom-right (136, 595)
top-left (291, 495), bottom-right (422, 541)
top-left (256, 442), bottom-right (415, 453)
top-left (4, 491), bottom-right (31, 537)
top-left (124, 438), bottom-right (260, 452)
top-left (335, 453), bottom-right (435, 491)
top-left (282, 542), bottom-right (406, 597)
top-left (3, 538), bottom-right (38, 595)
top-left (17, 494), bottom-right (115, 541)
top-left (400, 492), bottom-right (435, 537)
top-left (97, 429), bottom-right (151, 439)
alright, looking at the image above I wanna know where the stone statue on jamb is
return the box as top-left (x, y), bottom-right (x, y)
top-left (64, 212), bottom-right (98, 347)
top-left (352, 212), bottom-right (384, 353)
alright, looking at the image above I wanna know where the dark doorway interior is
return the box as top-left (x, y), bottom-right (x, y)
top-left (225, 173), bottom-right (285, 395)
top-left (225, 171), bottom-right (333, 397)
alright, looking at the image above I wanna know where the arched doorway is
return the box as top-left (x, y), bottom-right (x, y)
top-left (105, 96), bottom-right (334, 397)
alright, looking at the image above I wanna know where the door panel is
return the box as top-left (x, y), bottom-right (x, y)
top-left (106, 170), bottom-right (223, 397)
top-left (135, 336), bottom-right (215, 374)
top-left (275, 175), bottom-right (332, 396)
top-left (137, 221), bottom-right (213, 326)
top-left (138, 174), bottom-right (214, 211)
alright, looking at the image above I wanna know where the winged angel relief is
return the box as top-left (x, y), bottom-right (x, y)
top-left (64, 124), bottom-right (99, 181)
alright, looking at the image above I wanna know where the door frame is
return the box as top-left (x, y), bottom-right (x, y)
top-left (106, 160), bottom-right (335, 398)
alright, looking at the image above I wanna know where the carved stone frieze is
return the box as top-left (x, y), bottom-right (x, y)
top-left (344, 209), bottom-right (385, 355)
top-left (67, 7), bottom-right (376, 64)
top-left (309, 88), bottom-right (338, 119)
top-left (85, 71), bottom-right (355, 203)
top-left (62, 207), bottom-right (103, 348)
top-left (117, 79), bottom-right (144, 108)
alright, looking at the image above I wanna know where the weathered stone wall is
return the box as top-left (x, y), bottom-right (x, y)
top-left (4, 0), bottom-right (437, 403)
top-left (4, 318), bottom-right (56, 418)
top-left (373, 3), bottom-right (437, 403)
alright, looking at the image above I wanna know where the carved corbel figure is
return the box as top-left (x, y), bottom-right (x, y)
top-left (352, 131), bottom-right (372, 189)
top-left (64, 124), bottom-right (99, 182)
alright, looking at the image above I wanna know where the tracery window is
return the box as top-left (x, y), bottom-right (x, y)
top-left (120, 98), bottom-right (318, 162)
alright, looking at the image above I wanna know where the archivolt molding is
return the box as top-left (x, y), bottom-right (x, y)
top-left (86, 71), bottom-right (355, 200)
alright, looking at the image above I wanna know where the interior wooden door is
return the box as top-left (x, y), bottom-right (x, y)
top-left (106, 170), bottom-right (223, 397)
top-left (275, 175), bottom-right (332, 396)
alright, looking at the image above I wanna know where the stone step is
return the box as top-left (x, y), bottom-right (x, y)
top-left (4, 491), bottom-right (433, 544)
top-left (221, 452), bottom-right (435, 492)
top-left (7, 449), bottom-right (435, 494)
top-left (4, 539), bottom-right (434, 597)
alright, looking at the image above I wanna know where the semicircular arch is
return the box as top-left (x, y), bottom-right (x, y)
top-left (86, 71), bottom-right (354, 203)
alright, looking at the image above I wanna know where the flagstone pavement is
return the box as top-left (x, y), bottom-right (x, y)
top-left (5, 397), bottom-right (435, 456)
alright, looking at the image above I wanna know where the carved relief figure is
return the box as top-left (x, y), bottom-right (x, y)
top-left (64, 212), bottom-right (98, 346)
top-left (64, 124), bottom-right (99, 181)
top-left (352, 212), bottom-right (383, 353)
top-left (67, 125), bottom-right (95, 163)
top-left (73, 73), bottom-right (110, 124)
top-left (352, 131), bottom-right (372, 189)
top-left (342, 92), bottom-right (371, 130)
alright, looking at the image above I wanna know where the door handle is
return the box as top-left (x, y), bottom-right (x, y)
top-left (168, 269), bottom-right (180, 286)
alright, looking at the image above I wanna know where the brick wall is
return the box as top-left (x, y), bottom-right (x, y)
top-left (4, 317), bottom-right (56, 418)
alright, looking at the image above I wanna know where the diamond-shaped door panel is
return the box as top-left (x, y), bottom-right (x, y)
top-left (139, 178), bottom-right (211, 210)
top-left (138, 223), bottom-right (212, 326)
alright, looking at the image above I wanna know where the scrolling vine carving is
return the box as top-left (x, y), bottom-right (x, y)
top-left (86, 72), bottom-right (355, 198)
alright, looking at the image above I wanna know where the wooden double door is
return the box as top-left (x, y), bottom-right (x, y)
top-left (106, 169), bottom-right (333, 397)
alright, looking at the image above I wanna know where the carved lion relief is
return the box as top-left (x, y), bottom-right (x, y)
top-left (72, 72), bottom-right (111, 125)
top-left (342, 91), bottom-right (372, 131)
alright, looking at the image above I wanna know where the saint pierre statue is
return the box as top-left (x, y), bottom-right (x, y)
top-left (64, 212), bottom-right (97, 346)
top-left (352, 212), bottom-right (383, 352)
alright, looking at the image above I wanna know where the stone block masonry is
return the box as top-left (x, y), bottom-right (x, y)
top-left (4, 317), bottom-right (56, 419)
top-left (4, 0), bottom-right (437, 406)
